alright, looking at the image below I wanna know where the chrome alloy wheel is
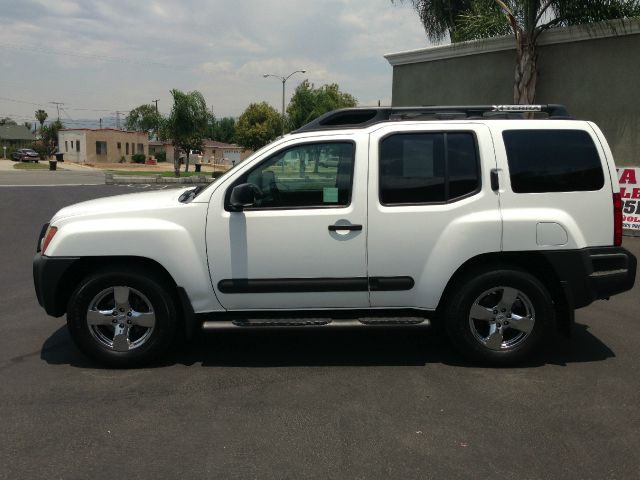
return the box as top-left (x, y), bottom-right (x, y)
top-left (468, 286), bottom-right (535, 351)
top-left (86, 286), bottom-right (156, 352)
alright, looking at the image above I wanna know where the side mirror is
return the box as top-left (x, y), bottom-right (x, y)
top-left (229, 183), bottom-right (258, 211)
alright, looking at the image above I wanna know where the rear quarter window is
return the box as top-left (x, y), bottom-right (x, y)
top-left (502, 129), bottom-right (604, 193)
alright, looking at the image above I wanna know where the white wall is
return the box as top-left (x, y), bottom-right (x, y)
top-left (58, 131), bottom-right (87, 163)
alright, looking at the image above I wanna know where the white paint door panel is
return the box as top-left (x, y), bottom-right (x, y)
top-left (206, 136), bottom-right (369, 310)
top-left (367, 123), bottom-right (502, 310)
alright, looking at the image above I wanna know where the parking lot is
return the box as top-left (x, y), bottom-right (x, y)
top-left (2, 181), bottom-right (639, 479)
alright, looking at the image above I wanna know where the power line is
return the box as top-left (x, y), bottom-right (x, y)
top-left (0, 95), bottom-right (128, 113)
top-left (0, 96), bottom-right (46, 107)
top-left (0, 42), bottom-right (187, 69)
top-left (59, 106), bottom-right (74, 122)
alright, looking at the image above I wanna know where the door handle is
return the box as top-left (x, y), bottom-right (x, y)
top-left (491, 169), bottom-right (499, 191)
top-left (328, 224), bottom-right (362, 232)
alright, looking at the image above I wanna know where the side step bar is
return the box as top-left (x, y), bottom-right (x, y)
top-left (202, 318), bottom-right (431, 331)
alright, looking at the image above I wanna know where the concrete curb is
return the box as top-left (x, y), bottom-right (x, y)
top-left (105, 173), bottom-right (216, 185)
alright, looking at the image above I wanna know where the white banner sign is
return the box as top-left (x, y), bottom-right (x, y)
top-left (617, 167), bottom-right (640, 231)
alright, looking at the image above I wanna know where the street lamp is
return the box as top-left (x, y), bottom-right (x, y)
top-left (263, 69), bottom-right (306, 136)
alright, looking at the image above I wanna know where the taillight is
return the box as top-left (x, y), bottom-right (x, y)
top-left (613, 192), bottom-right (622, 246)
top-left (41, 226), bottom-right (58, 255)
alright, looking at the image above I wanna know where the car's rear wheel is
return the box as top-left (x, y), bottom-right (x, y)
top-left (67, 269), bottom-right (178, 367)
top-left (445, 268), bottom-right (554, 366)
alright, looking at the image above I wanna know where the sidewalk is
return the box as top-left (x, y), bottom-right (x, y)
top-left (0, 159), bottom-right (19, 171)
top-left (0, 159), bottom-right (98, 172)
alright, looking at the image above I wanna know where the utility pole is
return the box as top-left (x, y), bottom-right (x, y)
top-left (152, 99), bottom-right (159, 140)
top-left (99, 118), bottom-right (102, 129)
top-left (49, 102), bottom-right (64, 120)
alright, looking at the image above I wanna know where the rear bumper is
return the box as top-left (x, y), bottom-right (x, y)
top-left (542, 247), bottom-right (637, 309)
top-left (33, 254), bottom-right (79, 317)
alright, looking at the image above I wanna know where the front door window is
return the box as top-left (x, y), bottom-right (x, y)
top-left (227, 142), bottom-right (354, 210)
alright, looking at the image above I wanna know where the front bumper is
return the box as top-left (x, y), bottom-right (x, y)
top-left (542, 246), bottom-right (637, 309)
top-left (33, 254), bottom-right (79, 317)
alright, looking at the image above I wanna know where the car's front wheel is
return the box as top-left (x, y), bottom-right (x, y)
top-left (445, 268), bottom-right (554, 366)
top-left (67, 268), bottom-right (178, 367)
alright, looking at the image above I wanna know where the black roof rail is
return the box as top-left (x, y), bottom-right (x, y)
top-left (293, 104), bottom-right (572, 133)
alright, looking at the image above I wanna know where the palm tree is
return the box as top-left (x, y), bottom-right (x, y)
top-left (165, 89), bottom-right (209, 176)
top-left (395, 0), bottom-right (476, 41)
top-left (401, 0), bottom-right (640, 103)
top-left (35, 109), bottom-right (48, 132)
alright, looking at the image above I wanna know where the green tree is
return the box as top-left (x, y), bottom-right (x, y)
top-left (0, 117), bottom-right (17, 126)
top-left (286, 81), bottom-right (358, 131)
top-left (23, 121), bottom-right (33, 130)
top-left (206, 113), bottom-right (237, 144)
top-left (400, 0), bottom-right (640, 103)
top-left (164, 89), bottom-right (208, 176)
top-left (214, 117), bottom-right (237, 144)
top-left (125, 104), bottom-right (163, 139)
top-left (35, 109), bottom-right (48, 132)
top-left (40, 119), bottom-right (64, 156)
top-left (236, 102), bottom-right (281, 151)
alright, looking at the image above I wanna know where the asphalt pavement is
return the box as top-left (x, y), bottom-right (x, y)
top-left (1, 183), bottom-right (639, 480)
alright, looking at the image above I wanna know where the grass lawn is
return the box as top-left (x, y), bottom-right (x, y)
top-left (13, 162), bottom-right (59, 170)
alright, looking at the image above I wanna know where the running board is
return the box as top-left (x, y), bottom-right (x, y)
top-left (202, 318), bottom-right (431, 331)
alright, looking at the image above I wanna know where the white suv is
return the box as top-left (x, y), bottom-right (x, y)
top-left (33, 105), bottom-right (637, 367)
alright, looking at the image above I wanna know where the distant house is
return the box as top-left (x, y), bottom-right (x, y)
top-left (148, 140), bottom-right (175, 162)
top-left (58, 129), bottom-right (148, 163)
top-left (0, 125), bottom-right (35, 149)
top-left (202, 140), bottom-right (246, 165)
top-left (148, 139), bottom-right (251, 165)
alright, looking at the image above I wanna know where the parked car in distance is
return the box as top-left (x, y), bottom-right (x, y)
top-left (12, 148), bottom-right (40, 162)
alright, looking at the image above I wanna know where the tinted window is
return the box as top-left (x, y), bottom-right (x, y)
top-left (503, 130), bottom-right (604, 193)
top-left (379, 132), bottom-right (479, 205)
top-left (448, 133), bottom-right (480, 199)
top-left (228, 142), bottom-right (354, 210)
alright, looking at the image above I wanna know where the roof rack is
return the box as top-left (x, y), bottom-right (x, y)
top-left (293, 104), bottom-right (571, 133)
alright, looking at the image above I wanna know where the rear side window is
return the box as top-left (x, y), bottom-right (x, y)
top-left (379, 132), bottom-right (479, 205)
top-left (503, 130), bottom-right (604, 193)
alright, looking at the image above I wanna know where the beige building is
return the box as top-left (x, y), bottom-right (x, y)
top-left (149, 139), bottom-right (251, 165)
top-left (202, 140), bottom-right (245, 165)
top-left (58, 129), bottom-right (149, 163)
top-left (148, 140), bottom-right (175, 162)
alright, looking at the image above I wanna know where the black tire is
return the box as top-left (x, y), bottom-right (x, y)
top-left (67, 268), bottom-right (178, 367)
top-left (444, 268), bottom-right (554, 366)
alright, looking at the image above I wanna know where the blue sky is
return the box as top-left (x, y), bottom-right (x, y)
top-left (0, 0), bottom-right (429, 127)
